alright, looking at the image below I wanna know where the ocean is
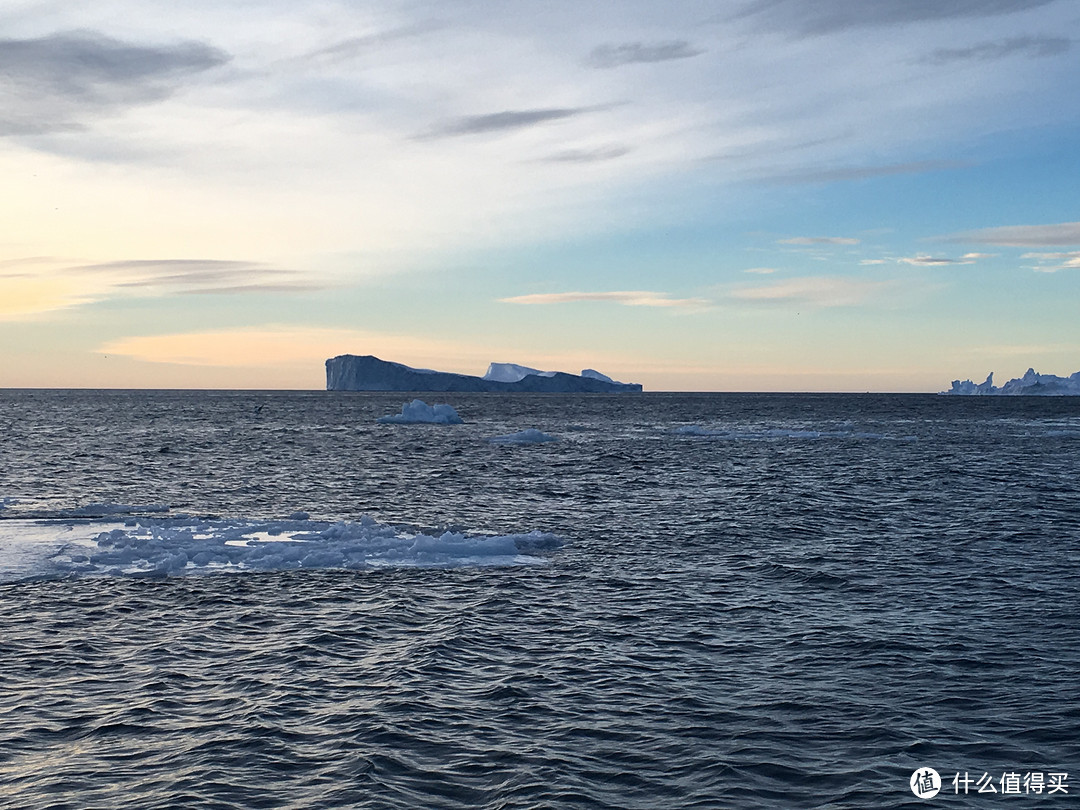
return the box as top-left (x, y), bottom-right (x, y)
top-left (1, 390), bottom-right (1078, 808)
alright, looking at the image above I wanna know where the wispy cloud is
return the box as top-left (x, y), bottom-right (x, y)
top-left (1021, 251), bottom-right (1080, 272)
top-left (420, 107), bottom-right (594, 139)
top-left (300, 21), bottom-right (445, 64)
top-left (500, 290), bottom-right (709, 308)
top-left (588, 41), bottom-right (703, 68)
top-left (74, 259), bottom-right (317, 293)
top-left (860, 259), bottom-right (888, 265)
top-left (744, 267), bottom-right (778, 274)
top-left (0, 32), bottom-right (228, 136)
top-left (898, 254), bottom-right (975, 266)
top-left (923, 35), bottom-right (1071, 65)
top-left (730, 276), bottom-right (889, 307)
top-left (779, 236), bottom-right (860, 246)
top-left (735, 0), bottom-right (1055, 37)
top-left (943, 221), bottom-right (1080, 246)
top-left (540, 145), bottom-right (631, 163)
top-left (762, 160), bottom-right (966, 185)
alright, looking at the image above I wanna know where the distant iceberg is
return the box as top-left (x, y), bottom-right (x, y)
top-left (377, 399), bottom-right (463, 424)
top-left (327, 354), bottom-right (641, 392)
top-left (943, 368), bottom-right (1080, 396)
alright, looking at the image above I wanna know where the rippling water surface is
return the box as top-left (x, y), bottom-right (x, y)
top-left (1, 391), bottom-right (1078, 808)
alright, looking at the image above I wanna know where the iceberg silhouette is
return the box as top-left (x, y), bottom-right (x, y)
top-left (943, 368), bottom-right (1080, 396)
top-left (326, 355), bottom-right (642, 392)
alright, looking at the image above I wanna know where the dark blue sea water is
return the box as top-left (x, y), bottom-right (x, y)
top-left (1, 391), bottom-right (1078, 808)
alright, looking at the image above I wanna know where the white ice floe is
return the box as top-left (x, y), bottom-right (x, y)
top-left (376, 399), bottom-right (463, 424)
top-left (0, 513), bottom-right (563, 581)
top-left (488, 428), bottom-right (558, 444)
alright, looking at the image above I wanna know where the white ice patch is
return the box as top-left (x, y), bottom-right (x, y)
top-left (488, 429), bottom-right (558, 444)
top-left (0, 515), bottom-right (562, 581)
top-left (376, 399), bottom-right (463, 425)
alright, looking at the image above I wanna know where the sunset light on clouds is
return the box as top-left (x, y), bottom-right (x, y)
top-left (2, 0), bottom-right (1079, 390)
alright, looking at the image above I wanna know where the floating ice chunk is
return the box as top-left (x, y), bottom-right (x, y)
top-left (488, 428), bottom-right (558, 444)
top-left (9, 514), bottom-right (565, 581)
top-left (376, 399), bottom-right (463, 424)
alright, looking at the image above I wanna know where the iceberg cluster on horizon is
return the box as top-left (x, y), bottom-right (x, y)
top-left (943, 368), bottom-right (1080, 396)
top-left (327, 354), bottom-right (641, 392)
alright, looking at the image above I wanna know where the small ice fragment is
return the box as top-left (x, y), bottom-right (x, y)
top-left (376, 399), bottom-right (463, 424)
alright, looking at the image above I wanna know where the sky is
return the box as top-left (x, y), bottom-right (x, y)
top-left (2, 0), bottom-right (1079, 391)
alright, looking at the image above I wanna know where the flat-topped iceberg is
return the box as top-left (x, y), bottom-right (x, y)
top-left (943, 368), bottom-right (1080, 396)
top-left (327, 354), bottom-right (641, 392)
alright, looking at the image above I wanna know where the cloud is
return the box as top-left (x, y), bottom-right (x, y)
top-left (730, 276), bottom-right (889, 307)
top-left (0, 257), bottom-right (316, 320)
top-left (734, 0), bottom-right (1055, 36)
top-left (762, 159), bottom-right (966, 185)
top-left (74, 259), bottom-right (317, 293)
top-left (943, 221), bottom-right (1080, 246)
top-left (859, 259), bottom-right (888, 265)
top-left (923, 36), bottom-right (1071, 65)
top-left (0, 32), bottom-right (229, 136)
top-left (588, 41), bottom-right (703, 68)
top-left (97, 326), bottom-right (463, 368)
top-left (300, 21), bottom-right (445, 64)
top-left (778, 236), bottom-right (860, 245)
top-left (500, 290), bottom-right (709, 308)
top-left (540, 145), bottom-right (631, 163)
top-left (420, 107), bottom-right (595, 139)
top-left (744, 267), bottom-right (778, 274)
top-left (898, 254), bottom-right (975, 266)
top-left (1021, 251), bottom-right (1080, 272)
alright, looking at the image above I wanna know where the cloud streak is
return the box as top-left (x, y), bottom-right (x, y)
top-left (1022, 251), bottom-right (1080, 272)
top-left (923, 36), bottom-right (1071, 65)
top-left (898, 255), bottom-right (975, 266)
top-left (540, 145), bottom-right (631, 163)
top-left (588, 41), bottom-right (703, 68)
top-left (730, 276), bottom-right (889, 307)
top-left (943, 221), bottom-right (1080, 246)
top-left (500, 290), bottom-right (709, 308)
top-left (735, 0), bottom-right (1055, 36)
top-left (420, 107), bottom-right (595, 139)
top-left (762, 160), bottom-right (966, 185)
top-left (0, 32), bottom-right (229, 136)
top-left (778, 236), bottom-right (859, 245)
